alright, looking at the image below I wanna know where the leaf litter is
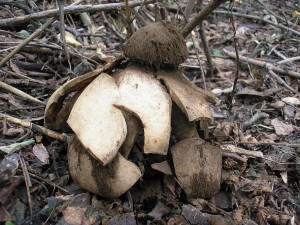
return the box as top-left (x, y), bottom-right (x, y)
top-left (0, 0), bottom-right (300, 225)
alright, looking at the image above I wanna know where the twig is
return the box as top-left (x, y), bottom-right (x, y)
top-left (221, 144), bottom-right (264, 158)
top-left (175, 0), bottom-right (206, 89)
top-left (27, 171), bottom-right (71, 194)
top-left (0, 80), bottom-right (45, 105)
top-left (214, 10), bottom-right (300, 37)
top-left (199, 21), bottom-right (213, 77)
top-left (181, 0), bottom-right (226, 38)
top-left (222, 141), bottom-right (300, 148)
top-left (0, 18), bottom-right (55, 68)
top-left (223, 48), bottom-right (300, 79)
top-left (228, 0), bottom-right (240, 108)
top-left (277, 56), bottom-right (300, 65)
top-left (0, 0), bottom-right (160, 28)
top-left (268, 69), bottom-right (299, 94)
top-left (222, 152), bottom-right (247, 162)
top-left (196, 0), bottom-right (214, 78)
top-left (19, 154), bottom-right (33, 219)
top-left (58, 0), bottom-right (70, 61)
top-left (183, 0), bottom-right (197, 23)
top-left (0, 113), bottom-right (67, 142)
top-left (242, 111), bottom-right (269, 130)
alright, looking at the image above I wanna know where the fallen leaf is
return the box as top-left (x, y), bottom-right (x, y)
top-left (32, 143), bottom-right (49, 165)
top-left (271, 118), bottom-right (294, 136)
top-left (282, 97), bottom-right (300, 105)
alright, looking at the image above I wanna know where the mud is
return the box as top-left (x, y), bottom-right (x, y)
top-left (124, 21), bottom-right (188, 68)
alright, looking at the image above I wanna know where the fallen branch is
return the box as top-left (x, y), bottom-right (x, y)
top-left (0, 81), bottom-right (45, 105)
top-left (0, 113), bottom-right (67, 142)
top-left (0, 0), bottom-right (159, 28)
top-left (223, 48), bottom-right (300, 79)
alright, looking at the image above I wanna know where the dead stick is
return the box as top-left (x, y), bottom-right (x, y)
top-left (214, 10), bottom-right (300, 37)
top-left (0, 81), bottom-right (45, 105)
top-left (0, 0), bottom-right (159, 28)
top-left (19, 154), bottom-right (33, 219)
top-left (221, 144), bottom-right (264, 158)
top-left (0, 18), bottom-right (55, 68)
top-left (223, 48), bottom-right (300, 79)
top-left (222, 152), bottom-right (247, 162)
top-left (0, 113), bottom-right (67, 142)
top-left (242, 111), bottom-right (269, 130)
top-left (181, 0), bottom-right (226, 38)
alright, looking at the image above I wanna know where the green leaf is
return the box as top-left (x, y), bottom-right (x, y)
top-left (5, 220), bottom-right (15, 225)
top-left (212, 50), bottom-right (223, 57)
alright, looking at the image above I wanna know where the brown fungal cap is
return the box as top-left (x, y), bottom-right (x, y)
top-left (124, 21), bottom-right (188, 68)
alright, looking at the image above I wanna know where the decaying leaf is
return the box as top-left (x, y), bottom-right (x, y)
top-left (271, 118), bottom-right (294, 136)
top-left (157, 70), bottom-right (213, 122)
top-left (113, 64), bottom-right (172, 155)
top-left (68, 73), bottom-right (127, 165)
top-left (151, 161), bottom-right (173, 175)
top-left (171, 138), bottom-right (222, 198)
top-left (68, 136), bottom-right (142, 198)
top-left (32, 143), bottom-right (49, 165)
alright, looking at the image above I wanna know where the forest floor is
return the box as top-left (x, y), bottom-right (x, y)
top-left (0, 0), bottom-right (300, 224)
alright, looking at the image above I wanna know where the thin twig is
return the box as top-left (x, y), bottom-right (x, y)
top-left (181, 0), bottom-right (226, 38)
top-left (183, 0), bottom-right (197, 23)
top-left (268, 69), bottom-right (299, 94)
top-left (0, 113), bottom-right (67, 142)
top-left (19, 154), bottom-right (33, 219)
top-left (277, 56), bottom-right (300, 64)
top-left (58, 0), bottom-right (70, 61)
top-left (242, 111), bottom-right (269, 130)
top-left (221, 144), bottom-right (264, 158)
top-left (0, 18), bottom-right (55, 68)
top-left (222, 141), bottom-right (300, 148)
top-left (228, 0), bottom-right (240, 108)
top-left (214, 10), bottom-right (300, 37)
top-left (0, 80), bottom-right (45, 105)
top-left (0, 0), bottom-right (160, 28)
top-left (222, 152), bottom-right (247, 162)
top-left (223, 48), bottom-right (300, 79)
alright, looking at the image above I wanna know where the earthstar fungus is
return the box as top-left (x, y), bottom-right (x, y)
top-left (45, 21), bottom-right (221, 199)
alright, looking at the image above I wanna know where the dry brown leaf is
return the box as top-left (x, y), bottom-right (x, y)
top-left (271, 118), bottom-right (294, 136)
top-left (151, 161), bottom-right (173, 175)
